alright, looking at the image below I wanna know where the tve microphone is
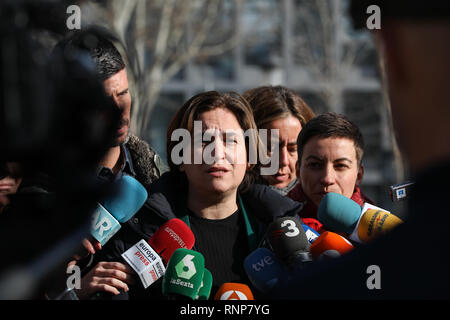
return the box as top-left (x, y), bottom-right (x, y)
top-left (265, 217), bottom-right (312, 266)
top-left (196, 268), bottom-right (212, 300)
top-left (90, 175), bottom-right (147, 245)
top-left (214, 283), bottom-right (254, 300)
top-left (302, 223), bottom-right (320, 243)
top-left (148, 218), bottom-right (195, 264)
top-left (121, 239), bottom-right (166, 289)
top-left (162, 248), bottom-right (205, 300)
top-left (309, 231), bottom-right (354, 260)
top-left (243, 248), bottom-right (285, 294)
top-left (318, 192), bottom-right (403, 243)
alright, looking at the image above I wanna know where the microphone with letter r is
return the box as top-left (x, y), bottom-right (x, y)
top-left (90, 175), bottom-right (147, 246)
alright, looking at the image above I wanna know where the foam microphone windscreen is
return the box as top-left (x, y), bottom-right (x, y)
top-left (101, 175), bottom-right (148, 222)
top-left (148, 218), bottom-right (195, 264)
top-left (214, 283), bottom-right (254, 300)
top-left (356, 208), bottom-right (403, 243)
top-left (317, 192), bottom-right (362, 234)
top-left (309, 231), bottom-right (354, 260)
top-left (266, 216), bottom-right (310, 263)
top-left (244, 248), bottom-right (285, 294)
top-left (162, 248), bottom-right (205, 300)
top-left (196, 268), bottom-right (212, 300)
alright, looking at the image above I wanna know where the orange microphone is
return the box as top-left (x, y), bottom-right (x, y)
top-left (214, 283), bottom-right (254, 300)
top-left (309, 231), bottom-right (354, 260)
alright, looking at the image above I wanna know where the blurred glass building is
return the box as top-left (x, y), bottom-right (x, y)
top-left (140, 0), bottom-right (401, 212)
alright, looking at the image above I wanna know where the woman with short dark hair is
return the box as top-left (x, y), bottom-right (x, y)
top-left (288, 112), bottom-right (374, 233)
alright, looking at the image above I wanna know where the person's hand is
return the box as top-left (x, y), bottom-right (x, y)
top-left (82, 238), bottom-right (102, 255)
top-left (75, 261), bottom-right (136, 299)
top-left (71, 237), bottom-right (102, 261)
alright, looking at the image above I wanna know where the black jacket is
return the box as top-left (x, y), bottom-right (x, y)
top-left (273, 161), bottom-right (450, 299)
top-left (94, 171), bottom-right (304, 299)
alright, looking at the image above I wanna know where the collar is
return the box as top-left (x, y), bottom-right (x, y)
top-left (179, 194), bottom-right (259, 252)
top-left (121, 143), bottom-right (136, 177)
top-left (268, 178), bottom-right (299, 196)
top-left (97, 144), bottom-right (136, 181)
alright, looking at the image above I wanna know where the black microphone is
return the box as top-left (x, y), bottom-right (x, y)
top-left (265, 217), bottom-right (312, 268)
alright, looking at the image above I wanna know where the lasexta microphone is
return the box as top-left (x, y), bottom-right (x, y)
top-left (162, 248), bottom-right (205, 300)
top-left (196, 268), bottom-right (212, 300)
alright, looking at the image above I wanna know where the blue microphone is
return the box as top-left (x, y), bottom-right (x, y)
top-left (318, 192), bottom-right (403, 243)
top-left (244, 248), bottom-right (286, 294)
top-left (90, 175), bottom-right (147, 245)
top-left (317, 192), bottom-right (362, 234)
top-left (302, 223), bottom-right (320, 243)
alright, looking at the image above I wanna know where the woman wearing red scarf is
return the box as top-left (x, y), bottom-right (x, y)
top-left (287, 112), bottom-right (374, 234)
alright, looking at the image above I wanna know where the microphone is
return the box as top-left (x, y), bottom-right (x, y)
top-left (121, 218), bottom-right (195, 289)
top-left (265, 217), bottom-right (312, 266)
top-left (196, 268), bottom-right (212, 300)
top-left (148, 218), bottom-right (195, 264)
top-left (302, 223), bottom-right (320, 243)
top-left (243, 248), bottom-right (285, 294)
top-left (214, 283), bottom-right (254, 300)
top-left (121, 239), bottom-right (165, 289)
top-left (318, 192), bottom-right (403, 243)
top-left (309, 231), bottom-right (354, 260)
top-left (90, 175), bottom-right (147, 246)
top-left (162, 248), bottom-right (205, 300)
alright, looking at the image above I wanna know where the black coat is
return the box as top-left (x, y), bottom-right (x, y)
top-left (273, 161), bottom-right (450, 299)
top-left (93, 171), bottom-right (304, 300)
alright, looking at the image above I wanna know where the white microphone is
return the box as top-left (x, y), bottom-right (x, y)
top-left (121, 240), bottom-right (166, 289)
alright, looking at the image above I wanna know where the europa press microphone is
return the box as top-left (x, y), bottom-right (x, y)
top-left (214, 283), bottom-right (254, 300)
top-left (162, 248), bottom-right (205, 300)
top-left (309, 231), bottom-right (354, 260)
top-left (90, 175), bottom-right (147, 246)
top-left (265, 216), bottom-right (312, 267)
top-left (121, 218), bottom-right (195, 289)
top-left (318, 192), bottom-right (403, 243)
